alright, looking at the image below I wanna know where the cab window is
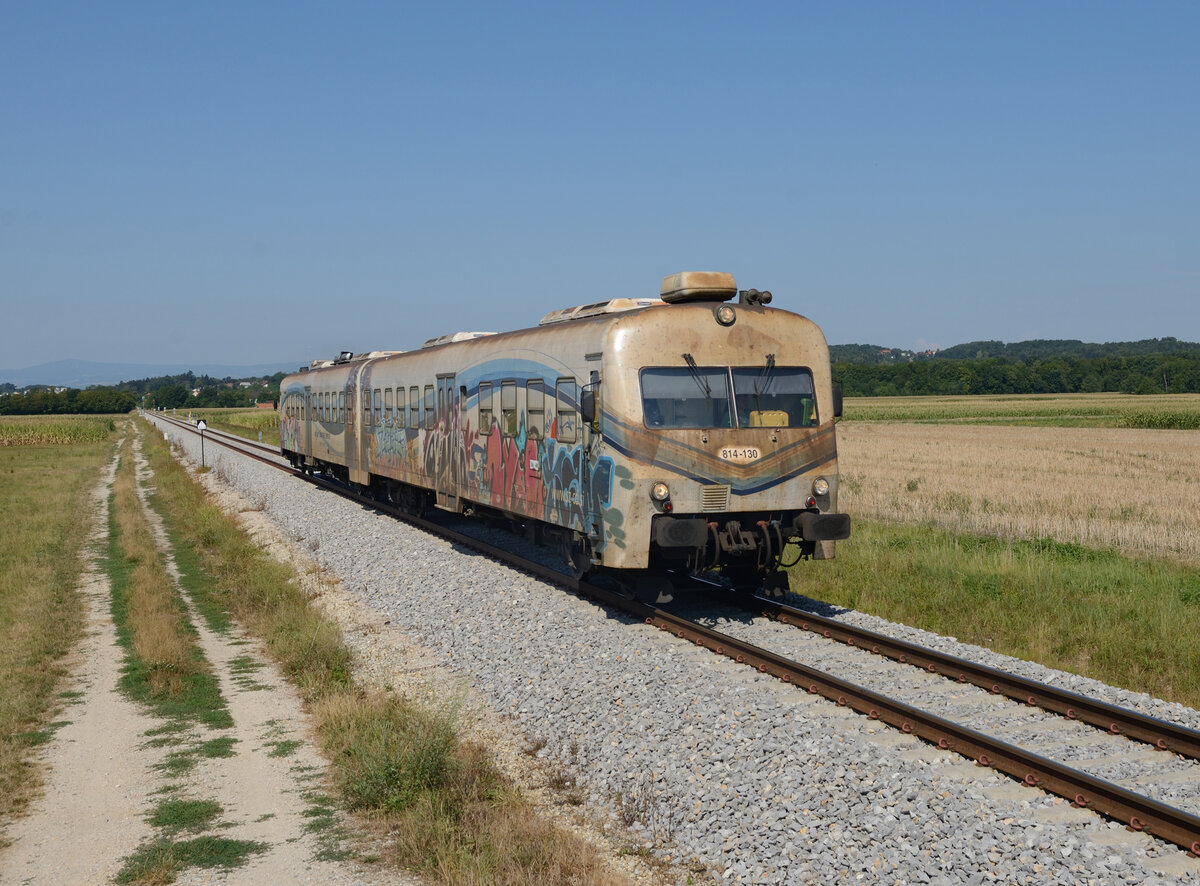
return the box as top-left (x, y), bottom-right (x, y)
top-left (732, 367), bottom-right (817, 427)
top-left (640, 367), bottom-right (732, 429)
top-left (639, 366), bottom-right (817, 428)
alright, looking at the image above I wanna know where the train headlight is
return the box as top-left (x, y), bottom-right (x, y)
top-left (650, 482), bottom-right (671, 502)
top-left (811, 477), bottom-right (830, 497)
top-left (715, 304), bottom-right (736, 326)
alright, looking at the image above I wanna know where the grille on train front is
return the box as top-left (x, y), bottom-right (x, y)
top-left (701, 484), bottom-right (731, 512)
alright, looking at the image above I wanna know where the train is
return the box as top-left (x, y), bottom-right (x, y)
top-left (278, 271), bottom-right (850, 596)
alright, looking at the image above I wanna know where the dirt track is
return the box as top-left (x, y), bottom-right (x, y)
top-left (0, 433), bottom-right (415, 885)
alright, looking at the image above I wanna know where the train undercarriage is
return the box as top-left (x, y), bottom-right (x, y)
top-left (285, 447), bottom-right (849, 602)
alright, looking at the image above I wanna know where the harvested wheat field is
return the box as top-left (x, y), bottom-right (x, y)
top-left (837, 423), bottom-right (1200, 567)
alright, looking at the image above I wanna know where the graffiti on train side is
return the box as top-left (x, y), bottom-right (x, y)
top-left (366, 397), bottom-right (621, 551)
top-left (536, 435), bottom-right (619, 548)
top-left (281, 415), bottom-right (301, 452)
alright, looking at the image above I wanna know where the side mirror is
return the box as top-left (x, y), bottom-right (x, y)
top-left (832, 386), bottom-right (843, 419)
top-left (580, 388), bottom-right (596, 424)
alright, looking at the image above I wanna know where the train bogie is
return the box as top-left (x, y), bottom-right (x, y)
top-left (279, 272), bottom-right (850, 590)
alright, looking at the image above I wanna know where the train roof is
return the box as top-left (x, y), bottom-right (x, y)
top-left (288, 271), bottom-right (796, 374)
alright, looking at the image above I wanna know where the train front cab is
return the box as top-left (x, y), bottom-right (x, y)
top-left (595, 272), bottom-right (850, 588)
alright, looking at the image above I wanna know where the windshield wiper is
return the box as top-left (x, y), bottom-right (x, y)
top-left (681, 353), bottom-right (712, 399)
top-left (748, 353), bottom-right (777, 411)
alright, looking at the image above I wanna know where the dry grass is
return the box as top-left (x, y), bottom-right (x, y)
top-left (315, 692), bottom-right (628, 886)
top-left (110, 440), bottom-right (203, 696)
top-left (0, 428), bottom-right (115, 821)
top-left (837, 423), bottom-right (1200, 567)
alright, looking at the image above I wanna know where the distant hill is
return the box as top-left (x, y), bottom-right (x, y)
top-left (828, 344), bottom-right (935, 364)
top-left (831, 338), bottom-right (1200, 396)
top-left (932, 337), bottom-right (1200, 361)
top-left (831, 337), bottom-right (1200, 366)
top-left (0, 359), bottom-right (300, 389)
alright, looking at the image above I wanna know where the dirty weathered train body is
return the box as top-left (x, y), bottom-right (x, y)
top-left (278, 272), bottom-right (850, 589)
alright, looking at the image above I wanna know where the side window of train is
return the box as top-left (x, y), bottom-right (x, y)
top-left (423, 385), bottom-right (434, 429)
top-left (384, 388), bottom-right (394, 427)
top-left (527, 380), bottom-right (544, 437)
top-left (409, 386), bottom-right (419, 428)
top-left (556, 379), bottom-right (577, 444)
top-left (339, 392), bottom-right (345, 423)
top-left (373, 388), bottom-right (382, 426)
top-left (396, 386), bottom-right (405, 426)
top-left (500, 381), bottom-right (517, 436)
top-left (479, 382), bottom-right (492, 430)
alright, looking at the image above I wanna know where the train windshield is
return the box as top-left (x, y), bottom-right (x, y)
top-left (732, 367), bottom-right (817, 428)
top-left (641, 367), bottom-right (732, 428)
top-left (640, 366), bottom-right (816, 429)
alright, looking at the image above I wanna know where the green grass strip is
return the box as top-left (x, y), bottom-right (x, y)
top-left (789, 520), bottom-right (1200, 707)
top-left (114, 835), bottom-right (268, 884)
top-left (104, 450), bottom-right (231, 730)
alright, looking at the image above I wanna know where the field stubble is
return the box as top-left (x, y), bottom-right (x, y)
top-left (837, 422), bottom-right (1200, 567)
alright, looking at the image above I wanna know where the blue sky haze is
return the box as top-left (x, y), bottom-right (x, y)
top-left (2, 2), bottom-right (1196, 369)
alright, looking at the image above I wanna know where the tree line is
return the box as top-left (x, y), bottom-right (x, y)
top-left (833, 353), bottom-right (1200, 397)
top-left (0, 371), bottom-right (286, 415)
top-left (0, 387), bottom-right (138, 415)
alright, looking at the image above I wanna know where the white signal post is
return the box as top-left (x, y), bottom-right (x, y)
top-left (197, 419), bottom-right (207, 467)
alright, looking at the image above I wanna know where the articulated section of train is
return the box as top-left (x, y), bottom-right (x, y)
top-left (279, 271), bottom-right (850, 590)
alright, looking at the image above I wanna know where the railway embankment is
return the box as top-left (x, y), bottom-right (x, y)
top-left (149, 412), bottom-right (1200, 884)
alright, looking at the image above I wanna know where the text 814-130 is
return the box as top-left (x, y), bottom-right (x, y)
top-left (278, 271), bottom-right (850, 595)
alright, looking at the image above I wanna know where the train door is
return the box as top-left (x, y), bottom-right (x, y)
top-left (304, 387), bottom-right (313, 464)
top-left (347, 364), bottom-right (370, 486)
top-left (583, 358), bottom-right (604, 549)
top-left (434, 374), bottom-right (460, 512)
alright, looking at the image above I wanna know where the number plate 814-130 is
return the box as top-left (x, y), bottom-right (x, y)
top-left (718, 446), bottom-right (761, 464)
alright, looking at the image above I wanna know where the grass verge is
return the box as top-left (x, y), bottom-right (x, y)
top-left (107, 433), bottom-right (230, 728)
top-left (789, 520), bottom-right (1200, 707)
top-left (0, 420), bottom-right (115, 822)
top-left (139, 418), bottom-right (632, 885)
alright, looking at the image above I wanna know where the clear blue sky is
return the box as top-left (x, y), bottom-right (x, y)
top-left (3, 1), bottom-right (1197, 369)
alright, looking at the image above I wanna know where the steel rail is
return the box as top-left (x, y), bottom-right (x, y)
top-left (144, 411), bottom-right (1200, 857)
top-left (744, 596), bottom-right (1200, 763)
top-left (629, 604), bottom-right (1200, 857)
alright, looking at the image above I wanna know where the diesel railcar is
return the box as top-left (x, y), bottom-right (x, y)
top-left (278, 271), bottom-right (850, 592)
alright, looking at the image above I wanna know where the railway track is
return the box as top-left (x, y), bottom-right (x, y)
top-left (147, 411), bottom-right (1200, 859)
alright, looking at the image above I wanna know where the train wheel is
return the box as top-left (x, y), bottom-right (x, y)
top-left (633, 574), bottom-right (674, 606)
top-left (559, 532), bottom-right (593, 580)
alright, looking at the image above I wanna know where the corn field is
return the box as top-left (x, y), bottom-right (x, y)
top-left (190, 409), bottom-right (279, 433)
top-left (0, 416), bottom-right (116, 446)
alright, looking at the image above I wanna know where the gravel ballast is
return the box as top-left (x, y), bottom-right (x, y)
top-left (154, 417), bottom-right (1200, 885)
